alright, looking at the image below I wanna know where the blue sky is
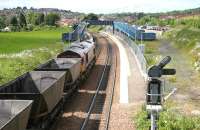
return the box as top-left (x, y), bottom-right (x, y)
top-left (0, 0), bottom-right (200, 14)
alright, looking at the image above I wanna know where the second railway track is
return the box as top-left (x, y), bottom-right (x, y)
top-left (83, 34), bottom-right (118, 130)
top-left (81, 35), bottom-right (116, 130)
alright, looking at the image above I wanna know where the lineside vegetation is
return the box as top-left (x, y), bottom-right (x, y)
top-left (0, 26), bottom-right (71, 85)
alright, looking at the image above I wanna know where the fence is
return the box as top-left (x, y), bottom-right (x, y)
top-left (105, 27), bottom-right (177, 101)
top-left (113, 22), bottom-right (156, 40)
top-left (105, 27), bottom-right (147, 77)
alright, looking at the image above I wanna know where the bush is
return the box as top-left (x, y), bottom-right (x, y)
top-left (135, 107), bottom-right (200, 130)
top-left (45, 13), bottom-right (60, 26)
top-left (10, 26), bottom-right (20, 32)
top-left (135, 106), bottom-right (150, 130)
top-left (83, 13), bottom-right (99, 21)
top-left (27, 24), bottom-right (34, 31)
top-left (0, 47), bottom-right (62, 85)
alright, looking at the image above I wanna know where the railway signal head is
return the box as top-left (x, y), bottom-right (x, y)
top-left (148, 56), bottom-right (176, 78)
top-left (146, 56), bottom-right (176, 106)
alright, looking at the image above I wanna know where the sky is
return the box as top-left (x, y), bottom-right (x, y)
top-left (0, 0), bottom-right (200, 14)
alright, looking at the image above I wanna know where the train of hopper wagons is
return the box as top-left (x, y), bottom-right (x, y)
top-left (0, 33), bottom-right (97, 130)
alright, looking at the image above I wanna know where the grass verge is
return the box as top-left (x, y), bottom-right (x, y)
top-left (0, 45), bottom-right (63, 85)
top-left (135, 27), bottom-right (200, 130)
top-left (140, 40), bottom-right (162, 67)
top-left (135, 103), bottom-right (200, 130)
top-left (0, 26), bottom-right (70, 85)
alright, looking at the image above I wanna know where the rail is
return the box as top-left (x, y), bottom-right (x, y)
top-left (104, 38), bottom-right (117, 130)
top-left (80, 38), bottom-right (111, 130)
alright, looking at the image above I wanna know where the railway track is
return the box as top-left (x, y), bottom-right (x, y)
top-left (80, 35), bottom-right (118, 130)
top-left (50, 34), bottom-right (117, 130)
top-left (81, 35), bottom-right (115, 130)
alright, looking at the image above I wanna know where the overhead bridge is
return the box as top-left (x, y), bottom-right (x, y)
top-left (62, 20), bottom-right (114, 42)
top-left (62, 20), bottom-right (156, 42)
top-left (85, 20), bottom-right (114, 26)
top-left (62, 22), bottom-right (87, 42)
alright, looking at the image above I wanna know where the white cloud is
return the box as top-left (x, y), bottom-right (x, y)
top-left (0, 0), bottom-right (200, 13)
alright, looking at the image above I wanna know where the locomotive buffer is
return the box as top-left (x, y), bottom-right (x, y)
top-left (146, 56), bottom-right (176, 130)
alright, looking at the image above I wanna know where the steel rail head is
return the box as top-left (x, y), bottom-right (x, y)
top-left (105, 43), bottom-right (117, 130)
top-left (80, 39), bottom-right (111, 130)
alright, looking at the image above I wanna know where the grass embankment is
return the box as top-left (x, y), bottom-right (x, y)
top-left (0, 26), bottom-right (71, 85)
top-left (135, 104), bottom-right (200, 130)
top-left (144, 40), bottom-right (161, 66)
top-left (136, 40), bottom-right (162, 67)
top-left (135, 27), bottom-right (200, 130)
top-left (165, 27), bottom-right (200, 71)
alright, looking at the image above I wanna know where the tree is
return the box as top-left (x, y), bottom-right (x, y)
top-left (23, 6), bottom-right (27, 10)
top-left (10, 16), bottom-right (20, 31)
top-left (45, 13), bottom-right (60, 26)
top-left (35, 13), bottom-right (45, 25)
top-left (72, 24), bottom-right (78, 30)
top-left (10, 16), bottom-right (18, 26)
top-left (83, 13), bottom-right (99, 21)
top-left (137, 12), bottom-right (145, 19)
top-left (16, 7), bottom-right (22, 10)
top-left (19, 13), bottom-right (27, 28)
top-left (27, 12), bottom-right (36, 24)
top-left (0, 17), bottom-right (6, 29)
top-left (135, 16), bottom-right (151, 25)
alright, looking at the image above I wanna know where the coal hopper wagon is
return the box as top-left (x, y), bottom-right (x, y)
top-left (0, 33), bottom-right (98, 130)
top-left (0, 71), bottom-right (66, 129)
top-left (35, 58), bottom-right (82, 97)
top-left (0, 100), bottom-right (32, 130)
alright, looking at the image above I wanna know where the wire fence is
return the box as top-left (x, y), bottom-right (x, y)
top-left (105, 27), bottom-right (176, 103)
top-left (105, 27), bottom-right (147, 76)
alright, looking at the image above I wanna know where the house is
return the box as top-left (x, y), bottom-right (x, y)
top-left (57, 18), bottom-right (79, 26)
top-left (2, 27), bottom-right (11, 32)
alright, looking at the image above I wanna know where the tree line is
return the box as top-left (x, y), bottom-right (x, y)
top-left (0, 11), bottom-right (60, 31)
top-left (134, 15), bottom-right (200, 29)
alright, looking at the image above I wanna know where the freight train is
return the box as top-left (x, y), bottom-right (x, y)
top-left (0, 34), bottom-right (97, 130)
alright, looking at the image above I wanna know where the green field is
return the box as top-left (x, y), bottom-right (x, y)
top-left (0, 26), bottom-right (71, 85)
top-left (0, 27), bottom-right (71, 53)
